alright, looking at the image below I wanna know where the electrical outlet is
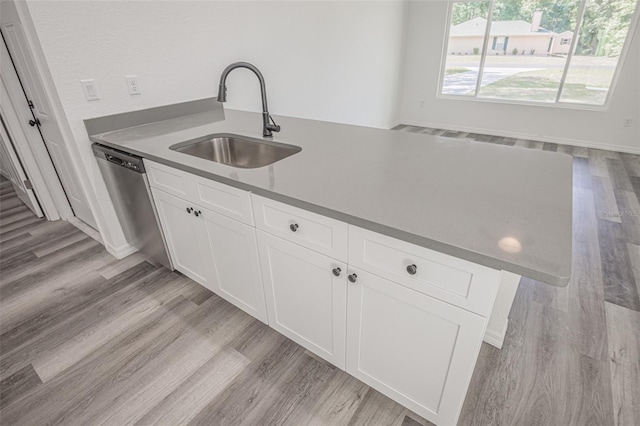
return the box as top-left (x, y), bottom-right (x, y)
top-left (623, 118), bottom-right (633, 127)
top-left (80, 79), bottom-right (99, 101)
top-left (125, 75), bottom-right (141, 95)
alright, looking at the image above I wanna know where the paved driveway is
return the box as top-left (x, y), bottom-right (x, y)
top-left (442, 67), bottom-right (541, 95)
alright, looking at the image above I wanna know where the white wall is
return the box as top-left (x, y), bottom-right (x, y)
top-left (399, 0), bottom-right (640, 154)
top-left (24, 0), bottom-right (406, 252)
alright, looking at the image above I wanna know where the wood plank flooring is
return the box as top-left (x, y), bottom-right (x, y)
top-left (0, 176), bottom-right (427, 425)
top-left (2, 121), bottom-right (640, 426)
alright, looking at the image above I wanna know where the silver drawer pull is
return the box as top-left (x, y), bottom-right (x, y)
top-left (290, 223), bottom-right (299, 232)
top-left (406, 264), bottom-right (417, 275)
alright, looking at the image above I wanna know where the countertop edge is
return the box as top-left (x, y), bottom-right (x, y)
top-left (91, 135), bottom-right (572, 286)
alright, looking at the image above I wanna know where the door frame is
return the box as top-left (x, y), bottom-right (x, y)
top-left (0, 1), bottom-right (127, 255)
top-left (0, 63), bottom-right (64, 220)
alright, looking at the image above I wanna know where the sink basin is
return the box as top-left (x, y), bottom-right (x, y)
top-left (170, 133), bottom-right (301, 168)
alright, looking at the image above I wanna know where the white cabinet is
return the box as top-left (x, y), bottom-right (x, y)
top-left (348, 226), bottom-right (501, 316)
top-left (346, 269), bottom-right (487, 425)
top-left (148, 162), bottom-right (501, 426)
top-left (151, 188), bottom-right (267, 323)
top-left (151, 188), bottom-right (211, 286)
top-left (256, 230), bottom-right (347, 368)
top-left (200, 208), bottom-right (267, 322)
top-left (251, 195), bottom-right (348, 260)
top-left (146, 160), bottom-right (193, 201)
top-left (145, 159), bottom-right (254, 225)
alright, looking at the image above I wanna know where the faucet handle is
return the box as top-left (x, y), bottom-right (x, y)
top-left (266, 115), bottom-right (281, 133)
top-left (266, 122), bottom-right (281, 133)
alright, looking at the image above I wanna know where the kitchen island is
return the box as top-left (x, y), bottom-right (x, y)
top-left (86, 98), bottom-right (572, 425)
top-left (88, 99), bottom-right (572, 285)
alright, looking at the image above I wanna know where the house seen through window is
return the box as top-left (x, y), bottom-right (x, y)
top-left (440, 0), bottom-right (639, 106)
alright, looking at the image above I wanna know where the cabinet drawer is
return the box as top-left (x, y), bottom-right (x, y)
top-left (145, 160), bottom-right (193, 201)
top-left (348, 226), bottom-right (500, 316)
top-left (145, 160), bottom-right (253, 225)
top-left (192, 175), bottom-right (253, 226)
top-left (252, 195), bottom-right (348, 261)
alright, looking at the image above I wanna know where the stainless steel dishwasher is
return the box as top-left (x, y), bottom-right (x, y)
top-left (92, 143), bottom-right (173, 270)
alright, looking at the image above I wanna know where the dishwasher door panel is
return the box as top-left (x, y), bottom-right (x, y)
top-left (96, 157), bottom-right (173, 270)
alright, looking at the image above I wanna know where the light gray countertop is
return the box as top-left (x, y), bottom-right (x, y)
top-left (90, 106), bottom-right (573, 286)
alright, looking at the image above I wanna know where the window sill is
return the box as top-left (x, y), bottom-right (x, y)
top-left (436, 93), bottom-right (610, 112)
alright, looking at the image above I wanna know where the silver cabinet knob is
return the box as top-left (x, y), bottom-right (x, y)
top-left (186, 207), bottom-right (193, 214)
top-left (290, 223), bottom-right (299, 232)
top-left (348, 273), bottom-right (358, 283)
top-left (194, 210), bottom-right (202, 217)
top-left (406, 264), bottom-right (417, 275)
top-left (332, 267), bottom-right (341, 277)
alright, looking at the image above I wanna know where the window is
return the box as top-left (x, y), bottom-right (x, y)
top-left (440, 0), bottom-right (639, 106)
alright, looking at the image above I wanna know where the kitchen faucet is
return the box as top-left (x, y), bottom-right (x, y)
top-left (217, 62), bottom-right (281, 137)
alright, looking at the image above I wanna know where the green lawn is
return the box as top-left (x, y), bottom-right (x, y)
top-left (446, 54), bottom-right (619, 68)
top-left (478, 67), bottom-right (614, 104)
top-left (445, 67), bottom-right (471, 75)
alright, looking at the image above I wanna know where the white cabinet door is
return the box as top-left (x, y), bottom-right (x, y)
top-left (200, 207), bottom-right (268, 323)
top-left (346, 269), bottom-right (487, 426)
top-left (257, 230), bottom-right (347, 368)
top-left (151, 188), bottom-right (211, 286)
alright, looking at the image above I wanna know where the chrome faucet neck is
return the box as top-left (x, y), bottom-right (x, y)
top-left (217, 62), bottom-right (281, 137)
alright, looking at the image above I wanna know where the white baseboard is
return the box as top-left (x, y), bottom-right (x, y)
top-left (104, 241), bottom-right (139, 259)
top-left (398, 119), bottom-right (640, 155)
top-left (384, 120), bottom-right (403, 130)
top-left (67, 217), bottom-right (102, 244)
top-left (67, 216), bottom-right (139, 259)
top-left (484, 321), bottom-right (508, 349)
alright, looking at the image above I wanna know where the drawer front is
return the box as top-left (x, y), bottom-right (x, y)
top-left (348, 226), bottom-right (500, 316)
top-left (193, 175), bottom-right (253, 226)
top-left (252, 195), bottom-right (348, 261)
top-left (145, 160), bottom-right (253, 225)
top-left (145, 160), bottom-right (193, 201)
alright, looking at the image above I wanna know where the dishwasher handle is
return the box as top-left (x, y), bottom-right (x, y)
top-left (92, 143), bottom-right (146, 173)
top-left (106, 154), bottom-right (125, 166)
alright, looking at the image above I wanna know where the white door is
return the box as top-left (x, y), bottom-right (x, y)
top-left (1, 1), bottom-right (95, 228)
top-left (200, 206), bottom-right (268, 323)
top-left (346, 269), bottom-right (487, 426)
top-left (257, 231), bottom-right (347, 368)
top-left (151, 189), bottom-right (210, 286)
top-left (0, 117), bottom-right (42, 216)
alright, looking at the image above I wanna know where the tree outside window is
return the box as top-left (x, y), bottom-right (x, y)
top-left (440, 0), bottom-right (639, 106)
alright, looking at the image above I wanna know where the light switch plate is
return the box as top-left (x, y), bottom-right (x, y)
top-left (80, 79), bottom-right (100, 101)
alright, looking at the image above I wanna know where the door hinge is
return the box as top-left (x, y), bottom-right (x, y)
top-left (27, 100), bottom-right (35, 109)
top-left (24, 179), bottom-right (33, 190)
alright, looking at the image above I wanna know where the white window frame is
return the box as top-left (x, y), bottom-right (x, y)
top-left (436, 0), bottom-right (640, 111)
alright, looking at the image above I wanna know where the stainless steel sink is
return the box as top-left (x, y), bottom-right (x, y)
top-left (170, 133), bottom-right (301, 168)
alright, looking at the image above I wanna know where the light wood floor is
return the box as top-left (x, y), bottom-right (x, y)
top-left (1, 124), bottom-right (639, 425)
top-left (0, 176), bottom-right (428, 426)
